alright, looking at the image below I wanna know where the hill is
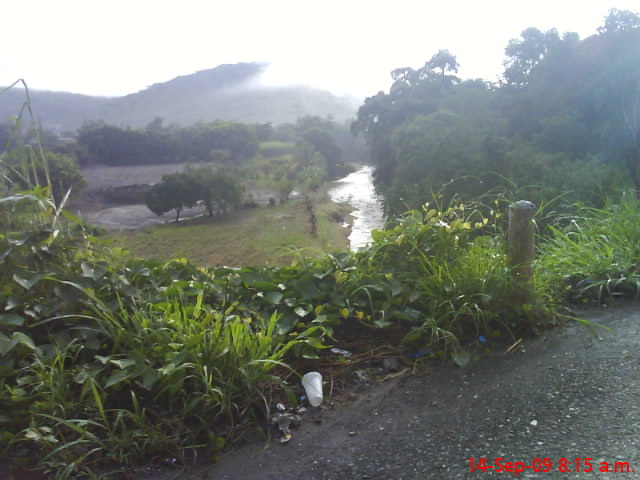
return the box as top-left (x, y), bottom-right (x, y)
top-left (0, 63), bottom-right (360, 132)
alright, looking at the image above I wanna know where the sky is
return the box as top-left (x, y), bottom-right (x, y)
top-left (2, 0), bottom-right (638, 99)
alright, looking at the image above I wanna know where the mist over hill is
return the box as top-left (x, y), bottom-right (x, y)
top-left (0, 63), bottom-right (360, 132)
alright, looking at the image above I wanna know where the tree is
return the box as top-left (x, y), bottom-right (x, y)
top-left (597, 8), bottom-right (640, 34)
top-left (185, 122), bottom-right (258, 163)
top-left (424, 49), bottom-right (460, 87)
top-left (352, 91), bottom-right (430, 186)
top-left (145, 172), bottom-right (199, 223)
top-left (294, 116), bottom-right (346, 180)
top-left (390, 67), bottom-right (420, 92)
top-left (502, 28), bottom-right (560, 87)
top-left (185, 166), bottom-right (243, 216)
top-left (624, 129), bottom-right (640, 196)
top-left (352, 50), bottom-right (464, 188)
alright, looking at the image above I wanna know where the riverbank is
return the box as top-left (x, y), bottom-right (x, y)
top-left (108, 185), bottom-right (353, 267)
top-left (80, 164), bottom-right (383, 266)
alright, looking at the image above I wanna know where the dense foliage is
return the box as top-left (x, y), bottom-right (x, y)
top-left (353, 9), bottom-right (640, 216)
top-left (77, 120), bottom-right (260, 166)
top-left (75, 115), bottom-right (361, 179)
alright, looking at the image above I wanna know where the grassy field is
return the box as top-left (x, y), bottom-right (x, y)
top-left (109, 186), bottom-right (353, 267)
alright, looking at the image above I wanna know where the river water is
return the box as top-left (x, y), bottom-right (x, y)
top-left (328, 165), bottom-right (385, 251)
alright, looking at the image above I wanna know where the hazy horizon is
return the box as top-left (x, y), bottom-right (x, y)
top-left (2, 1), bottom-right (639, 99)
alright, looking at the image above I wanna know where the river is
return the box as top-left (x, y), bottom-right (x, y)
top-left (79, 164), bottom-right (386, 246)
top-left (328, 165), bottom-right (385, 251)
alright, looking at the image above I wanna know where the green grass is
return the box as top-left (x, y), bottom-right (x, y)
top-left (536, 195), bottom-right (640, 303)
top-left (110, 190), bottom-right (352, 267)
top-left (258, 141), bottom-right (297, 157)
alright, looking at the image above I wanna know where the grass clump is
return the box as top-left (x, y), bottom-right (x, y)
top-left (537, 194), bottom-right (640, 304)
top-left (24, 302), bottom-right (297, 477)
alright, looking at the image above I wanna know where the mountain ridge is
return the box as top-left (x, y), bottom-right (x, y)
top-left (0, 62), bottom-right (360, 132)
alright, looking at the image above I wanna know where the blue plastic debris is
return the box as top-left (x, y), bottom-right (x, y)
top-left (409, 348), bottom-right (433, 360)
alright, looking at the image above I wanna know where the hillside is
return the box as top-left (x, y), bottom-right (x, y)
top-left (0, 63), bottom-right (360, 132)
top-left (0, 88), bottom-right (110, 133)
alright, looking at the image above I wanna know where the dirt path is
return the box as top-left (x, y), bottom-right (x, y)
top-left (167, 302), bottom-right (640, 480)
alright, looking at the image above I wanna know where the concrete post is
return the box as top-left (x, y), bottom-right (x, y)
top-left (507, 200), bottom-right (536, 303)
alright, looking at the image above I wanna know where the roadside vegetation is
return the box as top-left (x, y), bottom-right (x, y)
top-left (1, 8), bottom-right (640, 478)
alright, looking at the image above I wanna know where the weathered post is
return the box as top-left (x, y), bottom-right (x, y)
top-left (507, 200), bottom-right (536, 304)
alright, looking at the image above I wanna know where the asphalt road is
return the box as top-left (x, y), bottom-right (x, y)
top-left (202, 302), bottom-right (640, 480)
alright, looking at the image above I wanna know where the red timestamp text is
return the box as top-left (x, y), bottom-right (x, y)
top-left (468, 457), bottom-right (635, 476)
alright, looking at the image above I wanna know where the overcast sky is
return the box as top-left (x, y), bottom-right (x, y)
top-left (2, 1), bottom-right (638, 99)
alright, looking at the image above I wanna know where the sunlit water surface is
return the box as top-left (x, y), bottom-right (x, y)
top-left (328, 165), bottom-right (385, 251)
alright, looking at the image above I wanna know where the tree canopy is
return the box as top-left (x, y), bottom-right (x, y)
top-left (352, 9), bottom-right (640, 215)
top-left (145, 166), bottom-right (243, 222)
top-left (77, 121), bottom-right (259, 166)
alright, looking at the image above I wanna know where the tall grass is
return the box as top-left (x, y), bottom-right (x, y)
top-left (1, 80), bottom-right (53, 195)
top-left (23, 298), bottom-right (298, 478)
top-left (537, 193), bottom-right (640, 303)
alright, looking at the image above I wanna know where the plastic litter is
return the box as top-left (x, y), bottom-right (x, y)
top-left (271, 411), bottom-right (302, 444)
top-left (330, 347), bottom-right (353, 357)
top-left (409, 348), bottom-right (433, 360)
top-left (301, 371), bottom-right (323, 407)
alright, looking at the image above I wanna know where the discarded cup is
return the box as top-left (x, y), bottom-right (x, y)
top-left (301, 371), bottom-right (323, 407)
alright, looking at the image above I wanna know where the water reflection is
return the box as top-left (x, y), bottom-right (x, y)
top-left (328, 165), bottom-right (385, 250)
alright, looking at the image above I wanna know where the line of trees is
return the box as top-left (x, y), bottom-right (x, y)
top-left (76, 120), bottom-right (261, 166)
